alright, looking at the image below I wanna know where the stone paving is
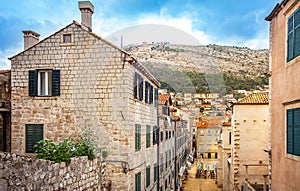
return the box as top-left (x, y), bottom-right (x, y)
top-left (181, 159), bottom-right (221, 191)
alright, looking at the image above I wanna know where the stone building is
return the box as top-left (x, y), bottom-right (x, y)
top-left (196, 117), bottom-right (222, 160)
top-left (0, 70), bottom-right (11, 152)
top-left (217, 110), bottom-right (233, 190)
top-left (266, 0), bottom-right (300, 190)
top-left (9, 1), bottom-right (160, 190)
top-left (231, 92), bottom-right (269, 191)
top-left (158, 93), bottom-right (174, 190)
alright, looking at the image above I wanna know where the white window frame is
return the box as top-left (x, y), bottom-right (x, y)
top-left (37, 70), bottom-right (52, 96)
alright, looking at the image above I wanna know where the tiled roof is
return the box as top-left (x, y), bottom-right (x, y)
top-left (158, 94), bottom-right (172, 105)
top-left (236, 92), bottom-right (269, 104)
top-left (197, 117), bottom-right (223, 128)
top-left (0, 70), bottom-right (10, 74)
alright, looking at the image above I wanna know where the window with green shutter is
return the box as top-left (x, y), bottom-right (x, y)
top-left (154, 88), bottom-right (158, 107)
top-left (134, 73), bottom-right (138, 98)
top-left (26, 124), bottom-right (43, 153)
top-left (287, 7), bottom-right (300, 62)
top-left (135, 124), bottom-right (141, 151)
top-left (28, 69), bottom-right (60, 96)
top-left (287, 108), bottom-right (300, 156)
top-left (154, 163), bottom-right (158, 182)
top-left (149, 85), bottom-right (153, 104)
top-left (135, 172), bottom-right (141, 191)
top-left (146, 165), bottom-right (150, 187)
top-left (146, 125), bottom-right (151, 148)
top-left (138, 76), bottom-right (144, 101)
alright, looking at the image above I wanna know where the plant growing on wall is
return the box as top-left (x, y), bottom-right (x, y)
top-left (34, 128), bottom-right (103, 164)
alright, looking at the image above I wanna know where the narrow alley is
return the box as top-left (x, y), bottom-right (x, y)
top-left (182, 159), bottom-right (221, 191)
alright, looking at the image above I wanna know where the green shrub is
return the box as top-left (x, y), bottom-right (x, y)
top-left (34, 129), bottom-right (102, 164)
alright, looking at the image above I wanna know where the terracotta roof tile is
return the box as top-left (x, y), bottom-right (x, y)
top-left (158, 94), bottom-right (172, 105)
top-left (0, 70), bottom-right (10, 74)
top-left (237, 92), bottom-right (269, 104)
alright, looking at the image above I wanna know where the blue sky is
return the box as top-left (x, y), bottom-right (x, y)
top-left (0, 0), bottom-right (280, 69)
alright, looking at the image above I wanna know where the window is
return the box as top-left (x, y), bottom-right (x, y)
top-left (287, 8), bottom-right (300, 62)
top-left (154, 163), bottom-right (158, 182)
top-left (135, 124), bottom-right (141, 151)
top-left (287, 108), bottom-right (300, 156)
top-left (215, 153), bottom-right (218, 159)
top-left (162, 106), bottom-right (169, 115)
top-left (63, 34), bottom-right (72, 43)
top-left (146, 165), bottom-right (150, 187)
top-left (26, 124), bottom-right (43, 153)
top-left (149, 85), bottom-right (153, 104)
top-left (154, 88), bottom-right (158, 107)
top-left (29, 70), bottom-right (60, 96)
top-left (153, 126), bottom-right (158, 145)
top-left (160, 131), bottom-right (163, 142)
top-left (208, 152), bottom-right (211, 159)
top-left (135, 172), bottom-right (141, 191)
top-left (134, 73), bottom-right (143, 101)
top-left (229, 132), bottom-right (232, 144)
top-left (145, 81), bottom-right (150, 103)
top-left (146, 125), bottom-right (151, 148)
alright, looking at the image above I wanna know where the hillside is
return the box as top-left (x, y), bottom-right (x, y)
top-left (125, 43), bottom-right (269, 93)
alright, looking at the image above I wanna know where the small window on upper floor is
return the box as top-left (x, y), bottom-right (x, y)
top-left (287, 7), bottom-right (300, 62)
top-left (60, 32), bottom-right (74, 46)
top-left (63, 34), bottom-right (72, 43)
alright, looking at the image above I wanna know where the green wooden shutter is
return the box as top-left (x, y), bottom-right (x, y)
top-left (154, 163), bottom-right (157, 182)
top-left (146, 166), bottom-right (150, 187)
top-left (28, 70), bottom-right (37, 96)
top-left (294, 108), bottom-right (300, 156)
top-left (134, 73), bottom-right (138, 98)
top-left (287, 109), bottom-right (294, 154)
top-left (135, 124), bottom-right (141, 151)
top-left (139, 77), bottom-right (144, 101)
top-left (26, 124), bottom-right (43, 153)
top-left (146, 125), bottom-right (151, 148)
top-left (150, 85), bottom-right (153, 104)
top-left (135, 172), bottom-right (141, 191)
top-left (52, 70), bottom-right (60, 96)
top-left (145, 81), bottom-right (149, 103)
top-left (287, 15), bottom-right (294, 62)
top-left (154, 88), bottom-right (158, 107)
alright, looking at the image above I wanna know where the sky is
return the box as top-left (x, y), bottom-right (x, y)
top-left (0, 0), bottom-right (280, 70)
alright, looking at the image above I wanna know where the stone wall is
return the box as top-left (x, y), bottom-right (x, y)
top-left (0, 70), bottom-right (11, 152)
top-left (0, 152), bottom-right (107, 191)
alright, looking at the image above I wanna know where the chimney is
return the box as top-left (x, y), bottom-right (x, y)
top-left (22, 30), bottom-right (40, 50)
top-left (78, 1), bottom-right (94, 32)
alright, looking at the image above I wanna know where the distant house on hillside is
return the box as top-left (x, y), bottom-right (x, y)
top-left (9, 1), bottom-right (160, 190)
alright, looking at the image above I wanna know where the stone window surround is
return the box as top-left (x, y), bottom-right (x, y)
top-left (60, 32), bottom-right (75, 46)
top-left (283, 99), bottom-right (300, 162)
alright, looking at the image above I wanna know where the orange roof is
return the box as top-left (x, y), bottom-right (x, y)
top-left (236, 92), bottom-right (269, 105)
top-left (197, 117), bottom-right (223, 128)
top-left (158, 94), bottom-right (172, 105)
top-left (0, 70), bottom-right (10, 74)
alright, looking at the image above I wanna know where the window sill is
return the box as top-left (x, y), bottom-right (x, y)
top-left (286, 55), bottom-right (300, 68)
top-left (60, 42), bottom-right (75, 46)
top-left (30, 96), bottom-right (58, 100)
top-left (286, 153), bottom-right (300, 161)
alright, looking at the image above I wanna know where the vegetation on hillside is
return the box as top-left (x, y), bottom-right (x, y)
top-left (147, 65), bottom-right (268, 94)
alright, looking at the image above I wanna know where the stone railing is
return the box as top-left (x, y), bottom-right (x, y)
top-left (0, 152), bottom-right (108, 191)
